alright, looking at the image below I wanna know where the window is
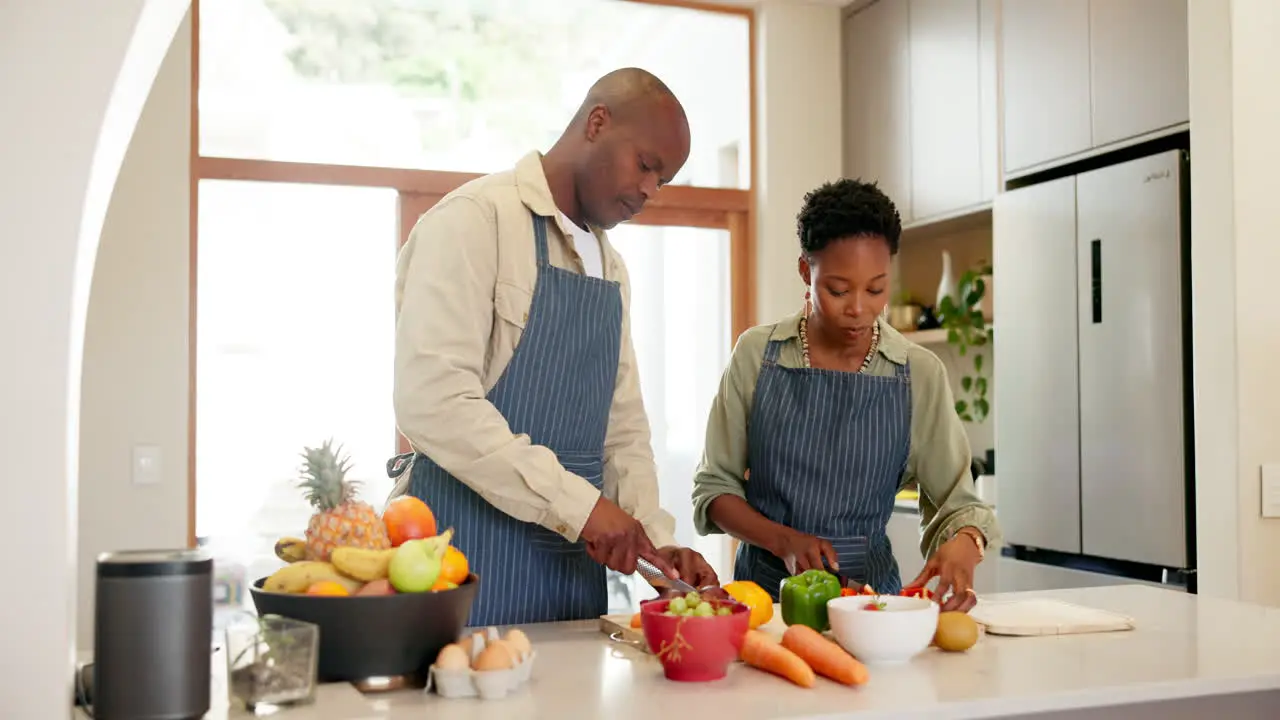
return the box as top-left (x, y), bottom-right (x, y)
top-left (196, 179), bottom-right (398, 609)
top-left (198, 0), bottom-right (750, 188)
top-left (606, 225), bottom-right (734, 610)
top-left (192, 0), bottom-right (755, 608)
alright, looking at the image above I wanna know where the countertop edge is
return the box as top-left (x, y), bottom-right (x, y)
top-left (788, 674), bottom-right (1280, 720)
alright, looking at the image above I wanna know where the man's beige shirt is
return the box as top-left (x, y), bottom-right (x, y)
top-left (391, 150), bottom-right (677, 549)
top-left (691, 311), bottom-right (1002, 559)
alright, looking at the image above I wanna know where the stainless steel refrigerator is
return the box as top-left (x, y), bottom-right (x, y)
top-left (993, 148), bottom-right (1194, 584)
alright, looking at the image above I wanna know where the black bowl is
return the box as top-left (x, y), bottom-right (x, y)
top-left (249, 573), bottom-right (479, 683)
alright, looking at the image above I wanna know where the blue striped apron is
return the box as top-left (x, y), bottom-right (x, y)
top-left (733, 337), bottom-right (912, 601)
top-left (387, 213), bottom-right (621, 626)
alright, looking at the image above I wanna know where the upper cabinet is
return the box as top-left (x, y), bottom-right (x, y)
top-left (844, 0), bottom-right (913, 223)
top-left (908, 0), bottom-right (1002, 219)
top-left (1001, 0), bottom-right (1092, 174)
top-left (845, 0), bottom-right (998, 227)
top-left (1002, 0), bottom-right (1189, 176)
top-left (1089, 0), bottom-right (1190, 148)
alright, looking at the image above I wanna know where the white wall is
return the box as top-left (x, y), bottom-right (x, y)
top-left (1189, 0), bottom-right (1280, 606)
top-left (77, 13), bottom-right (193, 651)
top-left (754, 0), bottom-right (846, 324)
top-left (0, 0), bottom-right (190, 715)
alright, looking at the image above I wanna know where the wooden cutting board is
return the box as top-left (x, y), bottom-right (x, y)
top-left (969, 598), bottom-right (1136, 636)
top-left (599, 613), bottom-right (648, 651)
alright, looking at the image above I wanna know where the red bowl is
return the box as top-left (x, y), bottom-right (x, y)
top-left (639, 597), bottom-right (751, 682)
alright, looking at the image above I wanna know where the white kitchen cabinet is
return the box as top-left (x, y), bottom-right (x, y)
top-left (846, 0), bottom-right (998, 226)
top-left (908, 0), bottom-right (983, 219)
top-left (978, 0), bottom-right (998, 202)
top-left (1001, 0), bottom-right (1190, 176)
top-left (1000, 0), bottom-right (1093, 174)
top-left (844, 0), bottom-right (913, 222)
top-left (1089, 0), bottom-right (1190, 147)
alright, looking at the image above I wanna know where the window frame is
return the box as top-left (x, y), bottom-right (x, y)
top-left (187, 0), bottom-right (758, 547)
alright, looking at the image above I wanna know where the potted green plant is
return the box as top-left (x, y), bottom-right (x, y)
top-left (936, 261), bottom-right (993, 424)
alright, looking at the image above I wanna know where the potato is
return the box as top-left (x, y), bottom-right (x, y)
top-left (934, 611), bottom-right (979, 652)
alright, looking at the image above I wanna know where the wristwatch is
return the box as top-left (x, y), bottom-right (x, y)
top-left (954, 527), bottom-right (986, 561)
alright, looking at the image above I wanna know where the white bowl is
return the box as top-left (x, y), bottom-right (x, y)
top-left (827, 594), bottom-right (939, 665)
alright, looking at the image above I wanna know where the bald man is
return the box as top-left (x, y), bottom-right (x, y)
top-left (387, 68), bottom-right (718, 625)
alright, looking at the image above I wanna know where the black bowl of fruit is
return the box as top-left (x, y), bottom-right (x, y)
top-left (250, 527), bottom-right (479, 684)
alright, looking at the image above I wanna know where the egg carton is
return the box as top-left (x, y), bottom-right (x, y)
top-left (426, 627), bottom-right (536, 701)
top-left (428, 651), bottom-right (536, 700)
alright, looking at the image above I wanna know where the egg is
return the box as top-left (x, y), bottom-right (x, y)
top-left (503, 628), bottom-right (532, 658)
top-left (473, 643), bottom-right (515, 672)
top-left (497, 638), bottom-right (527, 663)
top-left (434, 643), bottom-right (470, 670)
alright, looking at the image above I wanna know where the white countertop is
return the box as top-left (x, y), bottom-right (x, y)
top-left (79, 584), bottom-right (1280, 719)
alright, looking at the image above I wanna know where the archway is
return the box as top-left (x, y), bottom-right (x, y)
top-left (0, 1), bottom-right (190, 714)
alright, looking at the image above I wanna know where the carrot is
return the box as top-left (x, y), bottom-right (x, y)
top-left (781, 624), bottom-right (870, 686)
top-left (740, 629), bottom-right (816, 688)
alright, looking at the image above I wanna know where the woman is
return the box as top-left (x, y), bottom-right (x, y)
top-left (692, 178), bottom-right (1000, 612)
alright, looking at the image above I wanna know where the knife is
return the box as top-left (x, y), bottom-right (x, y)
top-left (635, 556), bottom-right (698, 595)
top-left (836, 572), bottom-right (875, 594)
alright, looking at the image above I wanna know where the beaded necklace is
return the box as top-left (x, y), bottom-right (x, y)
top-left (798, 314), bottom-right (880, 373)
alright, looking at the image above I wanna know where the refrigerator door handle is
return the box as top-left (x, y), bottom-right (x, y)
top-left (1090, 238), bottom-right (1102, 324)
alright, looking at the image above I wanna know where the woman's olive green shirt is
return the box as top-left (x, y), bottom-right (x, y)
top-left (691, 311), bottom-right (1002, 560)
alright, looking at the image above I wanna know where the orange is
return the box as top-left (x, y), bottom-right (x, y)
top-left (439, 545), bottom-right (469, 585)
top-left (430, 578), bottom-right (458, 592)
top-left (305, 580), bottom-right (350, 596)
top-left (382, 496), bottom-right (437, 547)
top-left (723, 580), bottom-right (774, 629)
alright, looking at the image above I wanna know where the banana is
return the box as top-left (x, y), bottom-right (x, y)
top-left (262, 561), bottom-right (362, 594)
top-left (273, 537), bottom-right (307, 564)
top-left (330, 546), bottom-right (397, 582)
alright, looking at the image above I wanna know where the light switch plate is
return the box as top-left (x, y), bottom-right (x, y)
top-left (1262, 464), bottom-right (1280, 519)
top-left (133, 445), bottom-right (162, 485)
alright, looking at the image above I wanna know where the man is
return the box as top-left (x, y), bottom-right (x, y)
top-left (387, 68), bottom-right (719, 625)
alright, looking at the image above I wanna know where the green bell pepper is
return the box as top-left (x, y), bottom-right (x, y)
top-left (780, 569), bottom-right (842, 632)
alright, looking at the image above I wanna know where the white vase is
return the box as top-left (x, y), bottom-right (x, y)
top-left (936, 250), bottom-right (956, 309)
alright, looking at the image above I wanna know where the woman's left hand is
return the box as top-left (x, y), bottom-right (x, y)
top-left (905, 534), bottom-right (983, 612)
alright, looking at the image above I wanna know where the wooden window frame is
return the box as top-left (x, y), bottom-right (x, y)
top-left (187, 0), bottom-right (758, 547)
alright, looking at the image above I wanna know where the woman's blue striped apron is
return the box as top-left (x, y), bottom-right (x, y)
top-left (733, 337), bottom-right (912, 601)
top-left (387, 212), bottom-right (621, 626)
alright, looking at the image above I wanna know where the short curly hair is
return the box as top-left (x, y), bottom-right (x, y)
top-left (796, 178), bottom-right (902, 257)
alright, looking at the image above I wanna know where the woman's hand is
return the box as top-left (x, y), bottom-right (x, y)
top-left (905, 531), bottom-right (984, 612)
top-left (771, 529), bottom-right (839, 575)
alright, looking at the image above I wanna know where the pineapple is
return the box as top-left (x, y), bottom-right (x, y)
top-left (297, 439), bottom-right (391, 562)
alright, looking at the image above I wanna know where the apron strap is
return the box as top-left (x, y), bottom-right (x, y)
top-left (762, 339), bottom-right (784, 365)
top-left (532, 214), bottom-right (550, 267)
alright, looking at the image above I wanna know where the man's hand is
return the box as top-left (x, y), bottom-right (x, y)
top-left (654, 546), bottom-right (720, 589)
top-left (580, 495), bottom-right (675, 577)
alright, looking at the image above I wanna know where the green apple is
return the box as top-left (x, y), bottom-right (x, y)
top-left (388, 533), bottom-right (449, 593)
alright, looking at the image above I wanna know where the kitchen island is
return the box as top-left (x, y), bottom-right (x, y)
top-left (84, 584), bottom-right (1280, 719)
